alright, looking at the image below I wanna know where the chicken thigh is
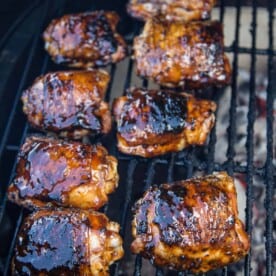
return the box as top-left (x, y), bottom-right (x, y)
top-left (22, 70), bottom-right (111, 139)
top-left (133, 19), bottom-right (231, 89)
top-left (8, 136), bottom-right (119, 210)
top-left (112, 88), bottom-right (216, 157)
top-left (12, 209), bottom-right (124, 275)
top-left (131, 172), bottom-right (250, 273)
top-left (127, 0), bottom-right (217, 21)
top-left (43, 11), bottom-right (127, 68)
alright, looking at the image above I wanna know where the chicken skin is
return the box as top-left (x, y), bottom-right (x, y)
top-left (131, 172), bottom-right (250, 273)
top-left (43, 11), bottom-right (127, 68)
top-left (112, 88), bottom-right (216, 157)
top-left (133, 19), bottom-right (231, 89)
top-left (12, 209), bottom-right (124, 276)
top-left (22, 70), bottom-right (111, 139)
top-left (127, 0), bottom-right (217, 22)
top-left (8, 136), bottom-right (119, 210)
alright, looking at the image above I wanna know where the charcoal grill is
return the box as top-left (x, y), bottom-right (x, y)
top-left (0, 0), bottom-right (275, 275)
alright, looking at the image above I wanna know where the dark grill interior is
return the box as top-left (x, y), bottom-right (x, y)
top-left (0, 0), bottom-right (275, 275)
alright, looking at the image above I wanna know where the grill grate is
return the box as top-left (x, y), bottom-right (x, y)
top-left (0, 0), bottom-right (275, 275)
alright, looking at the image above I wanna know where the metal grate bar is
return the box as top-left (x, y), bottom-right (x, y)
top-left (219, 0), bottom-right (226, 23)
top-left (1, 50), bottom-right (54, 276)
top-left (222, 1), bottom-right (242, 274)
top-left (0, 1), bottom-right (274, 275)
top-left (224, 46), bottom-right (276, 56)
top-left (0, 0), bottom-right (41, 50)
top-left (0, 122), bottom-right (28, 221)
top-left (142, 78), bottom-right (148, 88)
top-left (0, 2), bottom-right (67, 275)
top-left (264, 0), bottom-right (275, 275)
top-left (3, 208), bottom-right (24, 276)
top-left (116, 154), bottom-right (271, 178)
top-left (1, 117), bottom-right (30, 275)
top-left (134, 255), bottom-right (142, 276)
top-left (0, 3), bottom-right (52, 216)
top-left (226, 0), bottom-right (242, 174)
top-left (244, 0), bottom-right (258, 274)
top-left (5, 145), bottom-right (20, 151)
top-left (0, 0), bottom-right (51, 159)
top-left (133, 158), bottom-right (157, 275)
top-left (155, 268), bottom-right (164, 276)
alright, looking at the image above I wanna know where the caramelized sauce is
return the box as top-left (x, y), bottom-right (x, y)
top-left (14, 213), bottom-right (87, 274)
top-left (14, 138), bottom-right (93, 202)
top-left (45, 11), bottom-right (126, 66)
top-left (42, 73), bottom-right (101, 132)
top-left (135, 179), bottom-right (234, 248)
top-left (118, 89), bottom-right (188, 137)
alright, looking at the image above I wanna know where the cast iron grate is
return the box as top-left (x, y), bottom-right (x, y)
top-left (0, 0), bottom-right (275, 275)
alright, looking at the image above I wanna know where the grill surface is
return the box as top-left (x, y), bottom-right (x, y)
top-left (0, 0), bottom-right (275, 275)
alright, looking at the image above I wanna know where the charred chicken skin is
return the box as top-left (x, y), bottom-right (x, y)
top-left (43, 11), bottom-right (127, 68)
top-left (8, 136), bottom-right (119, 210)
top-left (127, 0), bottom-right (217, 22)
top-left (22, 70), bottom-right (111, 139)
top-left (133, 19), bottom-right (231, 89)
top-left (112, 88), bottom-right (216, 157)
top-left (131, 172), bottom-right (250, 273)
top-left (12, 209), bottom-right (124, 276)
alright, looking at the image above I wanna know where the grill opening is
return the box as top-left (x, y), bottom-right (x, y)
top-left (0, 0), bottom-right (275, 275)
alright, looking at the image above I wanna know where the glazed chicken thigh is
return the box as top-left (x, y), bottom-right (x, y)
top-left (133, 19), bottom-right (231, 89)
top-left (131, 172), bottom-right (250, 273)
top-left (127, 0), bottom-right (217, 21)
top-left (112, 88), bottom-right (216, 157)
top-left (12, 209), bottom-right (124, 276)
top-left (8, 136), bottom-right (119, 210)
top-left (43, 11), bottom-right (127, 68)
top-left (22, 70), bottom-right (111, 139)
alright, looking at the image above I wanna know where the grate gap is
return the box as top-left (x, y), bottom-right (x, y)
top-left (0, 1), bottom-right (53, 159)
top-left (105, 64), bottom-right (117, 102)
top-left (114, 159), bottom-right (138, 275)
